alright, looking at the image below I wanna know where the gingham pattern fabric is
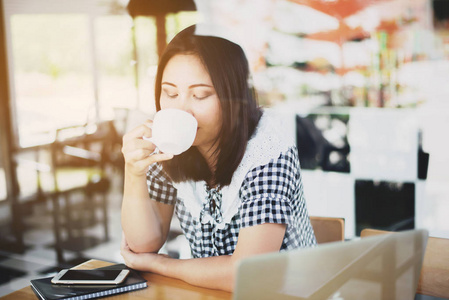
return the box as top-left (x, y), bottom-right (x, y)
top-left (146, 146), bottom-right (316, 258)
top-left (200, 187), bottom-right (223, 224)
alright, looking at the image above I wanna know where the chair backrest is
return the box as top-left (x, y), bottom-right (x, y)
top-left (310, 216), bottom-right (345, 244)
top-left (360, 228), bottom-right (449, 298)
top-left (360, 228), bottom-right (390, 237)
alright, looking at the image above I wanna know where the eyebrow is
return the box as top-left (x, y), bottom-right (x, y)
top-left (161, 82), bottom-right (213, 89)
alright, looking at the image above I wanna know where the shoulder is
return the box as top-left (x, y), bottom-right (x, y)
top-left (239, 146), bottom-right (300, 200)
top-left (243, 146), bottom-right (300, 180)
top-left (249, 109), bottom-right (295, 147)
top-left (239, 109), bottom-right (296, 175)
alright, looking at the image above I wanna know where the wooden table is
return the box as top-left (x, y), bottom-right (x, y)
top-left (416, 236), bottom-right (449, 299)
top-left (0, 260), bottom-right (232, 300)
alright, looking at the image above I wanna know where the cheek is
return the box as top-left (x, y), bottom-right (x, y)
top-left (212, 110), bottom-right (223, 131)
top-left (212, 104), bottom-right (223, 129)
top-left (196, 103), bottom-right (222, 128)
top-left (159, 97), bottom-right (174, 110)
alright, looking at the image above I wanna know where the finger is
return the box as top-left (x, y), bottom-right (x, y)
top-left (143, 119), bottom-right (153, 130)
top-left (121, 232), bottom-right (128, 250)
top-left (131, 138), bottom-right (156, 151)
top-left (120, 249), bottom-right (131, 266)
top-left (129, 153), bottom-right (172, 173)
top-left (133, 153), bottom-right (173, 170)
top-left (123, 148), bottom-right (154, 162)
top-left (122, 138), bottom-right (157, 160)
top-left (149, 153), bottom-right (174, 163)
top-left (124, 152), bottom-right (174, 176)
top-left (123, 123), bottom-right (152, 143)
top-left (121, 249), bottom-right (136, 269)
top-left (142, 120), bottom-right (153, 139)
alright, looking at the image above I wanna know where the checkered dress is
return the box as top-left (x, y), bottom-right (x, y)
top-left (146, 146), bottom-right (317, 258)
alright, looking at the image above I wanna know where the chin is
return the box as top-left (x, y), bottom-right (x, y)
top-left (192, 135), bottom-right (201, 147)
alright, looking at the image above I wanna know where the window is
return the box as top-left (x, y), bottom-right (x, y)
top-left (11, 14), bottom-right (94, 147)
top-left (8, 8), bottom-right (199, 147)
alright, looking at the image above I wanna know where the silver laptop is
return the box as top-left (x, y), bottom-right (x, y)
top-left (234, 229), bottom-right (428, 300)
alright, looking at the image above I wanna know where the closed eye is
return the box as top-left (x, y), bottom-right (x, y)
top-left (193, 94), bottom-right (210, 100)
top-left (162, 89), bottom-right (178, 98)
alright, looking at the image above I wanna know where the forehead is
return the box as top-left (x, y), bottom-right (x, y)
top-left (162, 54), bottom-right (212, 86)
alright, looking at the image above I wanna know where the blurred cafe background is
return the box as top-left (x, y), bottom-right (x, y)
top-left (0, 0), bottom-right (448, 296)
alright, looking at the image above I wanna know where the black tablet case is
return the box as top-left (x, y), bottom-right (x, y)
top-left (30, 263), bottom-right (147, 300)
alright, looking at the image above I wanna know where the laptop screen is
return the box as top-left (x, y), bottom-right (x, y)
top-left (234, 229), bottom-right (428, 300)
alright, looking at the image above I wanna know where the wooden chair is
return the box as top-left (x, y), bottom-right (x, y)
top-left (25, 121), bottom-right (120, 263)
top-left (361, 228), bottom-right (449, 298)
top-left (360, 228), bottom-right (390, 237)
top-left (310, 216), bottom-right (345, 244)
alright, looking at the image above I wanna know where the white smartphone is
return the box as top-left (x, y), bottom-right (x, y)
top-left (51, 269), bottom-right (130, 285)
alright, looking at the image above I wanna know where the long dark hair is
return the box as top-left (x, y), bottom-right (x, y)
top-left (155, 25), bottom-right (262, 187)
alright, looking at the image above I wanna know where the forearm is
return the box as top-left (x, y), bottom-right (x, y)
top-left (121, 168), bottom-right (164, 253)
top-left (148, 255), bottom-right (236, 292)
top-left (122, 224), bottom-right (288, 293)
top-left (159, 223), bottom-right (288, 291)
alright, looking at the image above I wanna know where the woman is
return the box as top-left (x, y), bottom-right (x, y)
top-left (120, 25), bottom-right (316, 292)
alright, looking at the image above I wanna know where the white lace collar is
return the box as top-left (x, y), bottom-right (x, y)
top-left (172, 109), bottom-right (294, 229)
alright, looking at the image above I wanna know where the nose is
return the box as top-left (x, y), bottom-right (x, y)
top-left (177, 96), bottom-right (194, 115)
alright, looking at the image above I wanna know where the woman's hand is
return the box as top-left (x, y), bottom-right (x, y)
top-left (121, 121), bottom-right (175, 254)
top-left (121, 120), bottom-right (173, 177)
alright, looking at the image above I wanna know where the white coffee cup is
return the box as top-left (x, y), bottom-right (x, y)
top-left (144, 109), bottom-right (198, 155)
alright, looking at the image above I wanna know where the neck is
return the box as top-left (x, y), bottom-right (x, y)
top-left (197, 143), bottom-right (219, 186)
